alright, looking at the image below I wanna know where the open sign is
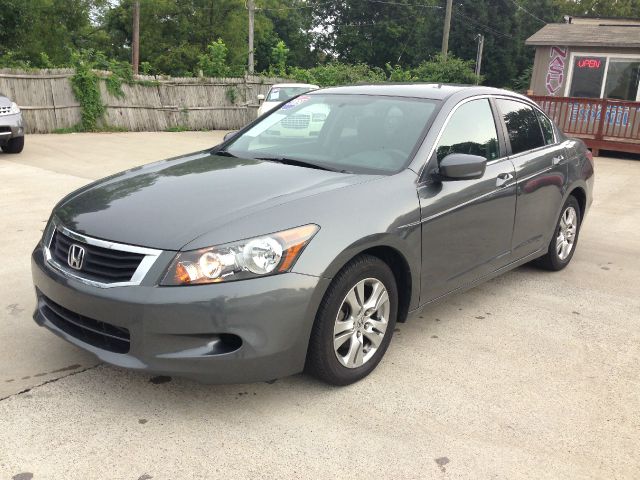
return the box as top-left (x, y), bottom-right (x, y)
top-left (577, 58), bottom-right (602, 69)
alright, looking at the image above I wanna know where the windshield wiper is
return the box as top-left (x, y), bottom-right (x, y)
top-left (255, 156), bottom-right (351, 173)
top-left (213, 150), bottom-right (237, 157)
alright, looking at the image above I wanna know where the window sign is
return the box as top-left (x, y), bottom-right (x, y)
top-left (576, 58), bottom-right (603, 69)
top-left (568, 56), bottom-right (606, 98)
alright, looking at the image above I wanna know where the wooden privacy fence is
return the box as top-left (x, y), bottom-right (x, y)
top-left (530, 95), bottom-right (640, 156)
top-left (0, 68), bottom-right (288, 133)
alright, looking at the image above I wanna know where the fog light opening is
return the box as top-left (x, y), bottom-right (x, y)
top-left (219, 333), bottom-right (242, 352)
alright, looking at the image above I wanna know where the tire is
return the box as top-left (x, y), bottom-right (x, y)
top-left (1, 136), bottom-right (24, 154)
top-left (306, 254), bottom-right (398, 386)
top-left (535, 196), bottom-right (581, 271)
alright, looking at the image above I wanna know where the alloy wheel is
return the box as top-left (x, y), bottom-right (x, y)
top-left (333, 278), bottom-right (390, 369)
top-left (556, 206), bottom-right (578, 261)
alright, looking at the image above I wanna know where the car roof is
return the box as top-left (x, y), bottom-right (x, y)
top-left (309, 83), bottom-right (524, 102)
top-left (270, 83), bottom-right (319, 89)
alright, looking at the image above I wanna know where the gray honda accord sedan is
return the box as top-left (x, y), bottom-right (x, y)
top-left (31, 84), bottom-right (594, 385)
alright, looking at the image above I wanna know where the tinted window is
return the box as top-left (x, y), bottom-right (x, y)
top-left (536, 110), bottom-right (555, 145)
top-left (436, 99), bottom-right (499, 162)
top-left (496, 99), bottom-right (545, 155)
top-left (604, 60), bottom-right (640, 101)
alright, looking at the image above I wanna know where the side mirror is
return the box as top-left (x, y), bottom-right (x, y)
top-left (436, 153), bottom-right (486, 181)
top-left (224, 130), bottom-right (238, 142)
top-left (257, 94), bottom-right (265, 101)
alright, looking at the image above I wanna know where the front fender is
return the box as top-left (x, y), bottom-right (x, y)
top-left (289, 170), bottom-right (422, 310)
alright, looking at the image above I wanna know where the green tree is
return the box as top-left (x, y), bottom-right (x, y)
top-left (269, 40), bottom-right (289, 76)
top-left (197, 38), bottom-right (230, 77)
top-left (0, 0), bottom-right (102, 67)
top-left (310, 0), bottom-right (440, 69)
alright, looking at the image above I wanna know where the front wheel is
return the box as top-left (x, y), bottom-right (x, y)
top-left (535, 196), bottom-right (581, 271)
top-left (306, 254), bottom-right (398, 386)
top-left (1, 136), bottom-right (24, 154)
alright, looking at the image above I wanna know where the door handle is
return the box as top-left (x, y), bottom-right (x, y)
top-left (496, 172), bottom-right (513, 187)
top-left (552, 154), bottom-right (565, 165)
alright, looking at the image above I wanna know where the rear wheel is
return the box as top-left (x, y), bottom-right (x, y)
top-left (535, 196), bottom-right (581, 271)
top-left (306, 254), bottom-right (397, 385)
top-left (1, 136), bottom-right (24, 154)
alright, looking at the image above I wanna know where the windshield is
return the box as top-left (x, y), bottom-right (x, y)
top-left (267, 86), bottom-right (315, 102)
top-left (225, 94), bottom-right (440, 175)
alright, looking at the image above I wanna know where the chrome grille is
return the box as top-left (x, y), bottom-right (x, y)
top-left (281, 114), bottom-right (310, 129)
top-left (50, 230), bottom-right (145, 283)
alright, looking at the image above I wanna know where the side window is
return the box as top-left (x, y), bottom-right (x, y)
top-left (436, 99), bottom-right (500, 162)
top-left (496, 99), bottom-right (545, 155)
top-left (536, 110), bottom-right (555, 145)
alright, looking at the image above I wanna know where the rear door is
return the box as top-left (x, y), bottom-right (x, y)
top-left (418, 98), bottom-right (517, 302)
top-left (494, 98), bottom-right (567, 259)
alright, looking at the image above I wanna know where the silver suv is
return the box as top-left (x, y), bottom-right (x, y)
top-left (0, 94), bottom-right (25, 154)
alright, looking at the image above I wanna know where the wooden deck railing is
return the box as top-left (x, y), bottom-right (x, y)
top-left (529, 95), bottom-right (640, 155)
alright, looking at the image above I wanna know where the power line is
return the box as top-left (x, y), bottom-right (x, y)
top-left (258, 0), bottom-right (443, 11)
top-left (365, 0), bottom-right (442, 7)
top-left (502, 0), bottom-right (546, 25)
top-left (452, 9), bottom-right (514, 39)
top-left (257, 1), bottom-right (331, 11)
top-left (396, 2), bottom-right (435, 62)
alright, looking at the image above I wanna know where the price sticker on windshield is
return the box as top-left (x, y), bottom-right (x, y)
top-left (281, 95), bottom-right (311, 110)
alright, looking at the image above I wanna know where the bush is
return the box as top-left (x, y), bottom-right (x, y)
top-left (0, 50), bottom-right (33, 69)
top-left (288, 55), bottom-right (478, 87)
top-left (386, 63), bottom-right (417, 82)
top-left (289, 62), bottom-right (386, 87)
top-left (412, 54), bottom-right (480, 84)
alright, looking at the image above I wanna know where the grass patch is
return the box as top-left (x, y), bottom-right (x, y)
top-left (165, 125), bottom-right (190, 132)
top-left (53, 124), bottom-right (128, 134)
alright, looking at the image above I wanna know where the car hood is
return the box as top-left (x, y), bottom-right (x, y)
top-left (0, 96), bottom-right (12, 107)
top-left (54, 150), bottom-right (375, 250)
top-left (259, 101), bottom-right (280, 114)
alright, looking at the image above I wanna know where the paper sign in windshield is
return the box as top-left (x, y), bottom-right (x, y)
top-left (281, 95), bottom-right (310, 110)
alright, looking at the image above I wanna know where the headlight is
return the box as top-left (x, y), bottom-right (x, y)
top-left (9, 102), bottom-right (20, 114)
top-left (161, 224), bottom-right (319, 285)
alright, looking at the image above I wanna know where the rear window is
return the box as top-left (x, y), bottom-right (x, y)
top-left (536, 110), bottom-right (555, 145)
top-left (496, 99), bottom-right (546, 155)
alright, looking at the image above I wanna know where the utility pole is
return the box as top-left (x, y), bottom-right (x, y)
top-left (441, 0), bottom-right (453, 58)
top-left (475, 34), bottom-right (484, 83)
top-left (248, 0), bottom-right (255, 74)
top-left (132, 0), bottom-right (140, 75)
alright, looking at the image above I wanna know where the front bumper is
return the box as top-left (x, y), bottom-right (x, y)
top-left (0, 113), bottom-right (24, 143)
top-left (31, 245), bottom-right (330, 383)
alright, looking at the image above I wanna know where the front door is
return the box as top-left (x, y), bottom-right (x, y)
top-left (418, 98), bottom-right (517, 303)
